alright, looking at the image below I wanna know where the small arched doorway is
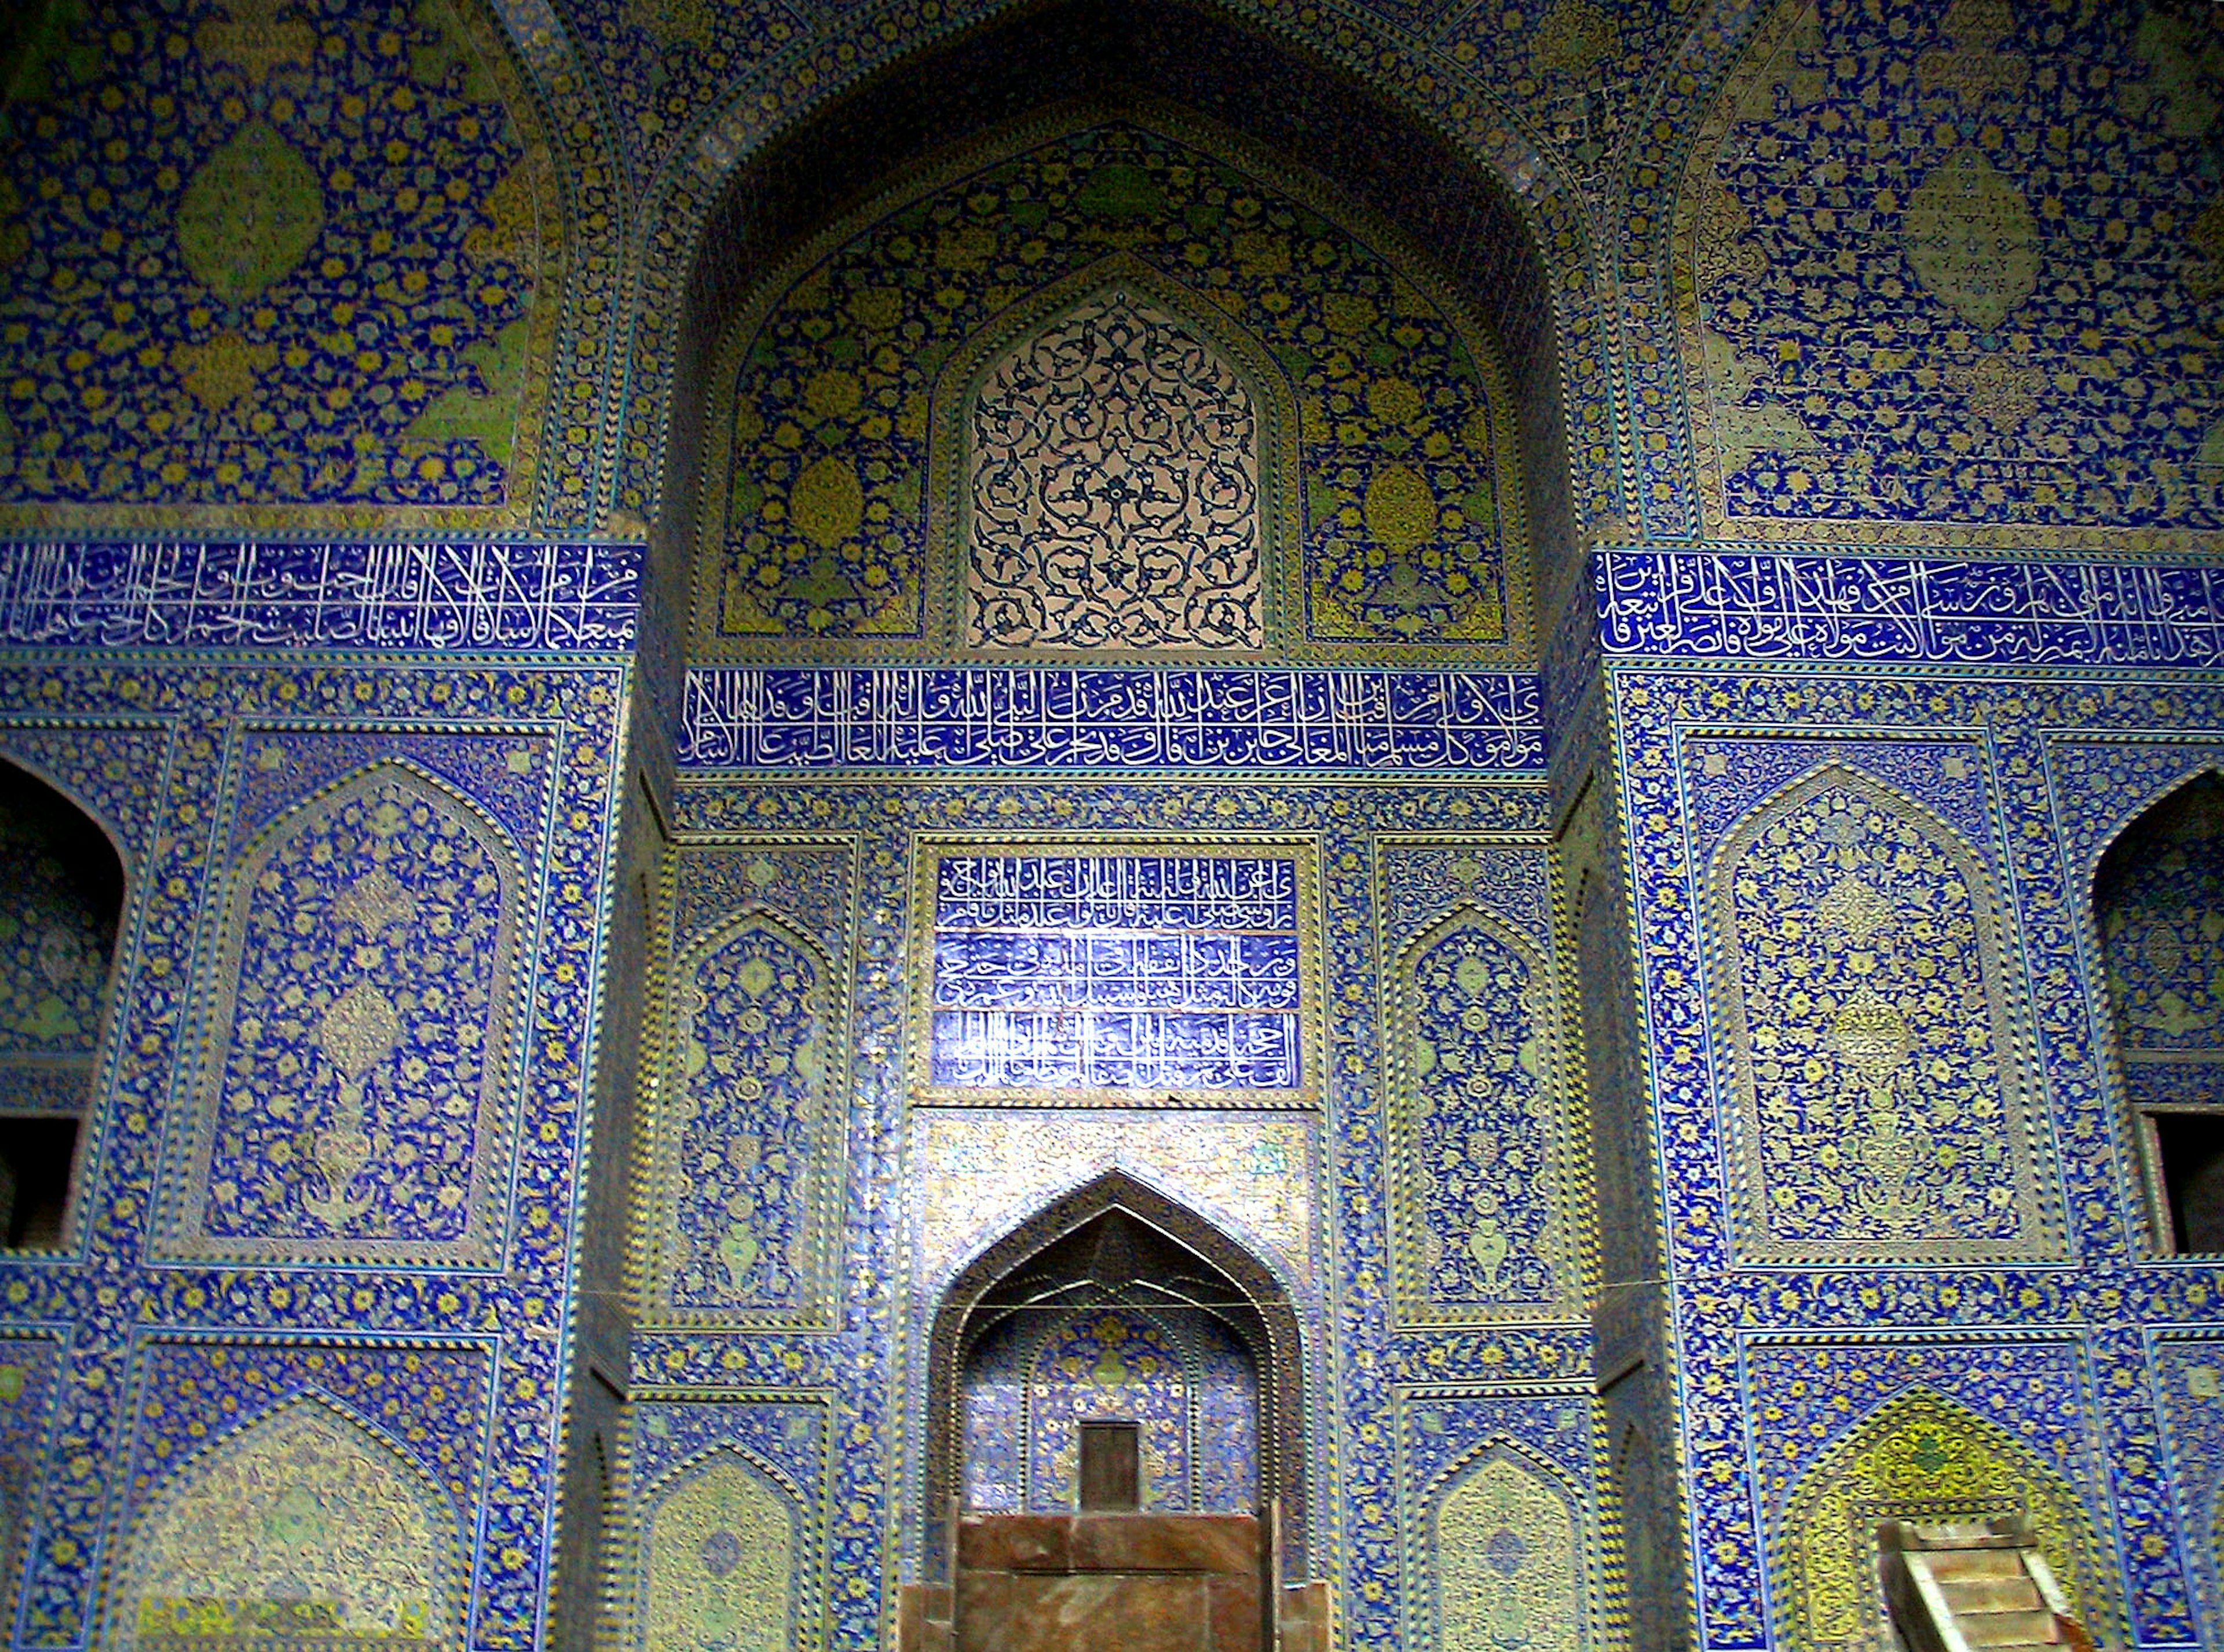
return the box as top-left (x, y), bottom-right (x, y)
top-left (921, 1172), bottom-right (1307, 1652)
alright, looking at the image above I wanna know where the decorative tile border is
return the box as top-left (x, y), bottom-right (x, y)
top-left (678, 667), bottom-right (1546, 772)
top-left (0, 543), bottom-right (643, 653)
top-left (1597, 550), bottom-right (2224, 669)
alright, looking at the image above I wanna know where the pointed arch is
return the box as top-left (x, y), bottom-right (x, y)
top-left (1386, 903), bottom-right (1582, 1325)
top-left (644, 906), bottom-right (845, 1326)
top-left (1703, 761), bottom-right (2054, 1262)
top-left (0, 756), bottom-right (127, 1135)
top-left (683, 100), bottom-right (1534, 664)
top-left (2088, 765), bottom-right (2224, 1252)
top-left (628, 1445), bottom-right (802, 1652)
top-left (924, 1167), bottom-right (1305, 1574)
top-left (929, 253), bottom-right (1297, 655)
top-left (1428, 1438), bottom-right (1591, 1652)
top-left (2080, 759), bottom-right (2224, 889)
top-left (630, 0), bottom-right (1611, 694)
top-left (115, 1391), bottom-right (465, 1651)
top-left (167, 759), bottom-right (528, 1265)
top-left (1772, 1386), bottom-right (2110, 1652)
top-left (0, 748), bottom-right (135, 882)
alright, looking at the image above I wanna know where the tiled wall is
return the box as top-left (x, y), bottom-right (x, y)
top-left (0, 0), bottom-right (2218, 1647)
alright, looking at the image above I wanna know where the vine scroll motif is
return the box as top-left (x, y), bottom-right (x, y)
top-left (1389, 910), bottom-right (1578, 1324)
top-left (1708, 765), bottom-right (2050, 1261)
top-left (178, 762), bottom-right (522, 1264)
top-left (965, 288), bottom-right (1264, 653)
top-left (652, 911), bottom-right (839, 1325)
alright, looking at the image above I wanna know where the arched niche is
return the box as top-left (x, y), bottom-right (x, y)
top-left (1386, 904), bottom-right (1582, 1325)
top-left (932, 258), bottom-right (1295, 657)
top-left (1703, 762), bottom-right (2053, 1263)
top-left (644, 906), bottom-right (844, 1327)
top-left (924, 1169), bottom-right (1305, 1577)
top-left (686, 105), bottom-right (1530, 666)
top-left (115, 1394), bottom-right (466, 1651)
top-left (626, 1446), bottom-right (802, 1652)
top-left (2090, 768), bottom-right (2224, 1254)
top-left (639, 0), bottom-right (1588, 697)
top-left (0, 757), bottom-right (125, 1249)
top-left (171, 759), bottom-right (526, 1266)
top-left (1771, 1387), bottom-right (2110, 1652)
top-left (1429, 1441), bottom-right (1592, 1652)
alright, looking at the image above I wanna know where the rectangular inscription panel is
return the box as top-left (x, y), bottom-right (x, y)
top-left (917, 843), bottom-right (1318, 1106)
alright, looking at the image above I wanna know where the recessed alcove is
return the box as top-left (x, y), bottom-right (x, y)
top-left (2094, 771), bottom-right (2224, 1256)
top-left (645, 0), bottom-right (1585, 692)
top-left (917, 1174), bottom-right (1308, 1652)
top-left (0, 759), bottom-right (123, 1251)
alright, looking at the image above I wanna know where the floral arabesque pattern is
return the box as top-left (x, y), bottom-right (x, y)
top-left (1677, 0), bottom-right (2224, 546)
top-left (0, 0), bottom-right (559, 530)
top-left (1389, 913), bottom-right (1572, 1322)
top-left (640, 1452), bottom-right (797, 1652)
top-left (655, 913), bottom-right (836, 1323)
top-left (967, 288), bottom-right (1263, 653)
top-left (1776, 1387), bottom-right (2105, 1652)
top-left (1435, 1450), bottom-right (1585, 1652)
top-left (700, 118), bottom-right (1525, 660)
top-left (1027, 1307), bottom-right (1193, 1512)
top-left (120, 1398), bottom-right (462, 1648)
top-left (1710, 767), bottom-right (2046, 1259)
top-left (182, 763), bottom-right (521, 1262)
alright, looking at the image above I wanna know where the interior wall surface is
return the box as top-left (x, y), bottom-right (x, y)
top-left (613, 772), bottom-right (1604, 1651)
top-left (0, 0), bottom-right (2221, 1648)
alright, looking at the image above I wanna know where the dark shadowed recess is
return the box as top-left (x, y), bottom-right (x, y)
top-left (923, 1170), bottom-right (1308, 1583)
top-left (644, 0), bottom-right (1576, 692)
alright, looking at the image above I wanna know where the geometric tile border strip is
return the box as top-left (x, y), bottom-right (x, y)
top-left (1597, 549), bottom-right (2224, 669)
top-left (678, 667), bottom-right (1546, 772)
top-left (0, 541), bottom-right (643, 651)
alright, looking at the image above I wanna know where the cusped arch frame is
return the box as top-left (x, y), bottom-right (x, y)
top-left (107, 1388), bottom-right (470, 1652)
top-left (923, 1167), bottom-right (1309, 1577)
top-left (1766, 1384), bottom-right (2115, 1652)
top-left (632, 0), bottom-right (1615, 655)
top-left (2073, 756), bottom-right (2224, 1256)
top-left (1698, 759), bottom-right (2062, 1265)
top-left (637, 903), bottom-right (849, 1330)
top-left (616, 1438), bottom-right (823, 1652)
top-left (0, 748), bottom-right (139, 885)
top-left (160, 756), bottom-right (532, 1268)
top-left (1384, 902), bottom-right (1586, 1328)
top-left (1409, 1435), bottom-right (1597, 1652)
top-left (924, 250), bottom-right (1302, 660)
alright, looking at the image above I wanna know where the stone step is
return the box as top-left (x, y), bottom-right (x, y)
top-left (1938, 1574), bottom-right (2045, 1613)
top-left (1926, 1549), bottom-right (2031, 1583)
top-left (1954, 1609), bottom-right (2061, 1646)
